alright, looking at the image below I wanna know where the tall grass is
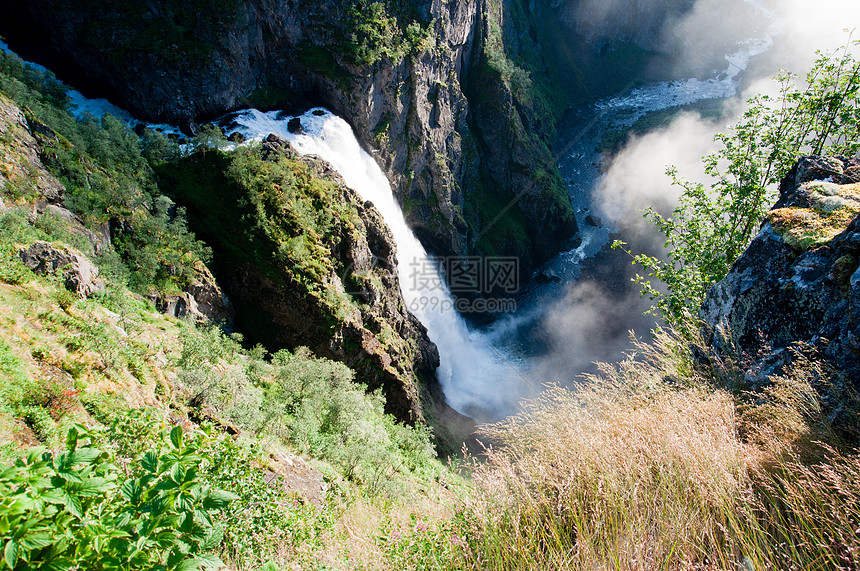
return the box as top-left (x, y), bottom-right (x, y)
top-left (449, 329), bottom-right (860, 570)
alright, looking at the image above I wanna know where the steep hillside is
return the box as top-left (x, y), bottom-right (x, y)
top-left (153, 135), bottom-right (442, 424)
top-left (0, 47), bottom-right (465, 435)
top-left (0, 48), bottom-right (465, 568)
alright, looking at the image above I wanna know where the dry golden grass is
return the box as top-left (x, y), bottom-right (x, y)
top-left (452, 328), bottom-right (860, 571)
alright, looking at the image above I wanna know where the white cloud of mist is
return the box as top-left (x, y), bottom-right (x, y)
top-left (595, 112), bottom-right (722, 228)
top-left (598, 0), bottom-right (860, 229)
top-left (524, 277), bottom-right (658, 388)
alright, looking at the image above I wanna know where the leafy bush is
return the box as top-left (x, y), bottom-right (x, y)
top-left (343, 0), bottom-right (431, 65)
top-left (268, 348), bottom-right (436, 495)
top-left (176, 323), bottom-right (438, 497)
top-left (0, 423), bottom-right (236, 570)
top-left (0, 243), bottom-right (30, 286)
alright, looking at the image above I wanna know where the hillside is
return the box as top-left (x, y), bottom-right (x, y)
top-left (1, 7), bottom-right (860, 571)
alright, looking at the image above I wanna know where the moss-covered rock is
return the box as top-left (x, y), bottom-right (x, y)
top-left (155, 136), bottom-right (446, 425)
top-left (702, 155), bottom-right (860, 440)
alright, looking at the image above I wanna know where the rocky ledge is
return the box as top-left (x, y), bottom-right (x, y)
top-left (702, 155), bottom-right (860, 439)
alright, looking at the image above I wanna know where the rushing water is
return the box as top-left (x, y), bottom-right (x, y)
top-left (221, 109), bottom-right (527, 421)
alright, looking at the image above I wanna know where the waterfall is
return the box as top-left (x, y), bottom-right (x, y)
top-left (228, 109), bottom-right (529, 421)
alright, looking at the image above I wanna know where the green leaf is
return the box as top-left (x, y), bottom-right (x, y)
top-left (72, 476), bottom-right (114, 496)
top-left (61, 492), bottom-right (83, 518)
top-left (170, 426), bottom-right (184, 450)
top-left (19, 532), bottom-right (54, 550)
top-left (170, 464), bottom-right (185, 485)
top-left (203, 488), bottom-right (238, 509)
top-left (194, 509), bottom-right (212, 528)
top-left (198, 525), bottom-right (224, 552)
top-left (196, 554), bottom-right (225, 569)
top-left (141, 451), bottom-right (159, 473)
top-left (42, 556), bottom-right (76, 571)
top-left (65, 428), bottom-right (78, 453)
top-left (4, 539), bottom-right (19, 568)
top-left (179, 511), bottom-right (194, 534)
top-left (120, 479), bottom-right (141, 503)
top-left (174, 554), bottom-right (224, 571)
top-left (174, 559), bottom-right (203, 571)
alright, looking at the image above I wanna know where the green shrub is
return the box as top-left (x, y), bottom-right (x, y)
top-left (0, 423), bottom-right (236, 570)
top-left (0, 243), bottom-right (30, 286)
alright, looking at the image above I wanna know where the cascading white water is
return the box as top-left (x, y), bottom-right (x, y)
top-left (227, 109), bottom-right (530, 420)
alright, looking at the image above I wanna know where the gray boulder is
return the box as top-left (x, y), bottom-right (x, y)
top-left (18, 241), bottom-right (105, 297)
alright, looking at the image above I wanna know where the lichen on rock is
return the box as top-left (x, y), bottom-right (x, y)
top-left (701, 155), bottom-right (860, 439)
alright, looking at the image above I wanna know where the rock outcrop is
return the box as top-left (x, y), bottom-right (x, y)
top-left (19, 240), bottom-right (106, 297)
top-left (0, 93), bottom-right (65, 204)
top-left (157, 135), bottom-right (449, 425)
top-left (1, 0), bottom-right (578, 276)
top-left (150, 262), bottom-right (235, 328)
top-left (702, 155), bottom-right (860, 437)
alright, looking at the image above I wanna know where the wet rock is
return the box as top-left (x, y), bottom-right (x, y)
top-left (227, 131), bottom-right (245, 144)
top-left (287, 117), bottom-right (303, 134)
top-left (535, 271), bottom-right (561, 284)
top-left (585, 214), bottom-right (602, 227)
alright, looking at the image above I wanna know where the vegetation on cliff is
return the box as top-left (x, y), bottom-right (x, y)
top-left (0, 47), bottom-right (455, 569)
top-left (462, 0), bottom-right (578, 267)
top-left (614, 39), bottom-right (860, 326)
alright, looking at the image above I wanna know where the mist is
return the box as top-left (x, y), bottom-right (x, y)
top-left (508, 0), bottom-right (860, 405)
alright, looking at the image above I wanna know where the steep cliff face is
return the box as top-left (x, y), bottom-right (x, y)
top-left (1, 0), bottom-right (579, 276)
top-left (702, 155), bottom-right (860, 438)
top-left (547, 0), bottom-right (694, 52)
top-left (155, 135), bottom-right (445, 424)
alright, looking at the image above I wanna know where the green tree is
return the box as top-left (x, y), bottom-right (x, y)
top-left (614, 39), bottom-right (860, 327)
